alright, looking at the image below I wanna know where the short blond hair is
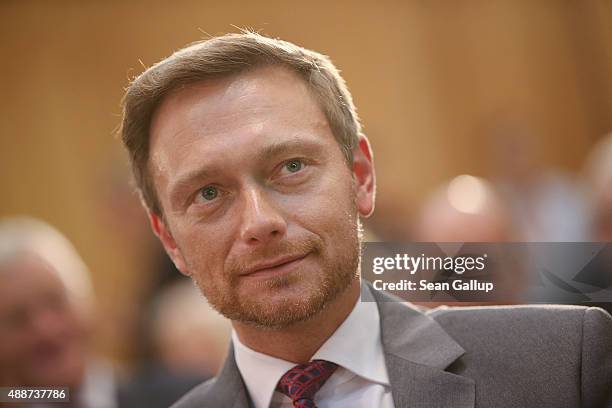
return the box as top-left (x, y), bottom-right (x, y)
top-left (120, 32), bottom-right (362, 215)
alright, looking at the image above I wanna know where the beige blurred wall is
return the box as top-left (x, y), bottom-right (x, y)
top-left (1, 0), bottom-right (610, 362)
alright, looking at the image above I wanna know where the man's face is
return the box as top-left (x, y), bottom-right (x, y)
top-left (0, 256), bottom-right (86, 387)
top-left (148, 66), bottom-right (374, 328)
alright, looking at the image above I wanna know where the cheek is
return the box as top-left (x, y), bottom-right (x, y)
top-left (60, 309), bottom-right (86, 340)
top-left (290, 174), bottom-right (358, 237)
top-left (0, 330), bottom-right (37, 367)
top-left (174, 220), bottom-right (234, 275)
top-left (0, 331), bottom-right (23, 356)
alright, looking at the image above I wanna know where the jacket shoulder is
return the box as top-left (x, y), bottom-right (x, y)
top-left (427, 304), bottom-right (595, 342)
top-left (428, 303), bottom-right (592, 325)
top-left (425, 304), bottom-right (611, 366)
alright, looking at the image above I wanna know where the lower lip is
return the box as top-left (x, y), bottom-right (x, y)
top-left (243, 254), bottom-right (309, 280)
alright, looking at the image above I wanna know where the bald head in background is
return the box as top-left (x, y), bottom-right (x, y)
top-left (414, 175), bottom-right (518, 242)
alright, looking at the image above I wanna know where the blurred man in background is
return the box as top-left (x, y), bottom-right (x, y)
top-left (412, 175), bottom-right (527, 307)
top-left (485, 118), bottom-right (592, 242)
top-left (0, 217), bottom-right (118, 408)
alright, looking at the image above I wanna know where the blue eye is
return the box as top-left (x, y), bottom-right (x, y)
top-left (285, 159), bottom-right (303, 173)
top-left (200, 186), bottom-right (218, 201)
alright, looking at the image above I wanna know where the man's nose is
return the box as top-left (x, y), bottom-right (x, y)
top-left (239, 187), bottom-right (287, 245)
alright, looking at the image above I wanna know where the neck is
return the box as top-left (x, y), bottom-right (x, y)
top-left (232, 279), bottom-right (360, 364)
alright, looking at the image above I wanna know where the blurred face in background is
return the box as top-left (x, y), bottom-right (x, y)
top-left (0, 255), bottom-right (87, 387)
top-left (148, 65), bottom-right (374, 329)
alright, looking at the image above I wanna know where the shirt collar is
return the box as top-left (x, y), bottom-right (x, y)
top-left (232, 296), bottom-right (390, 408)
top-left (232, 331), bottom-right (294, 408)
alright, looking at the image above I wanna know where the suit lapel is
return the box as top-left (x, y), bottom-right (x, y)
top-left (204, 344), bottom-right (252, 408)
top-left (365, 282), bottom-right (475, 408)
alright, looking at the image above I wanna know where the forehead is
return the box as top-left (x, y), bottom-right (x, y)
top-left (0, 256), bottom-right (66, 311)
top-left (150, 65), bottom-right (330, 148)
top-left (148, 65), bottom-right (337, 190)
top-left (156, 64), bottom-right (323, 117)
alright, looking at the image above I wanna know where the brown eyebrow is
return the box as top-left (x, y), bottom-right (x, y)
top-left (253, 138), bottom-right (324, 163)
top-left (167, 137), bottom-right (326, 209)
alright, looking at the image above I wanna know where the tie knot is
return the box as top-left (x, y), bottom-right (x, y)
top-left (276, 360), bottom-right (338, 408)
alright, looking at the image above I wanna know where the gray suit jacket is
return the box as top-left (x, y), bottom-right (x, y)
top-left (171, 283), bottom-right (612, 408)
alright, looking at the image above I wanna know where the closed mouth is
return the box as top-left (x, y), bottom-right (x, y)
top-left (242, 253), bottom-right (310, 279)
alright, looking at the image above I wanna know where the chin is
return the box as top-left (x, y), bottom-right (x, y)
top-left (234, 272), bottom-right (354, 329)
top-left (232, 296), bottom-right (329, 330)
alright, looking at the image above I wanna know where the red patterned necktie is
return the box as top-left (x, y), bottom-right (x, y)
top-left (276, 359), bottom-right (338, 408)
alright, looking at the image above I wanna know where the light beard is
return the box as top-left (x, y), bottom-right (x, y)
top-left (192, 223), bottom-right (361, 330)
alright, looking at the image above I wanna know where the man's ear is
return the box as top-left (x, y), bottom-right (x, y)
top-left (147, 210), bottom-right (190, 276)
top-left (352, 134), bottom-right (376, 218)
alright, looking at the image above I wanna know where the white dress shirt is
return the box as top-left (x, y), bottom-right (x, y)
top-left (232, 297), bottom-right (396, 408)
